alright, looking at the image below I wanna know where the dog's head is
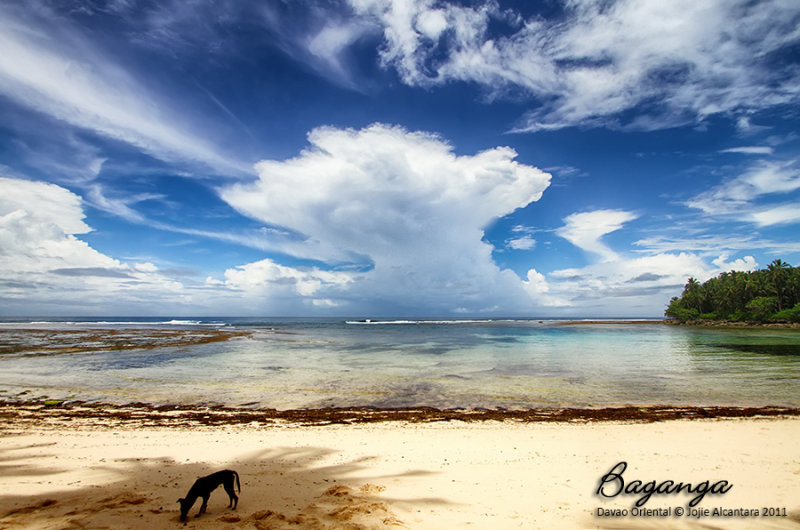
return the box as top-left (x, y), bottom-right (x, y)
top-left (177, 498), bottom-right (190, 521)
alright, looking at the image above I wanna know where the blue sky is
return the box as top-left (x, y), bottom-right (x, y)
top-left (1, 0), bottom-right (799, 317)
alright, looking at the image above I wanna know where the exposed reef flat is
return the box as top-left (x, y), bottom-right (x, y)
top-left (0, 328), bottom-right (251, 357)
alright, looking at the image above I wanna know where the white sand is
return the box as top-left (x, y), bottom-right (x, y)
top-left (1, 418), bottom-right (799, 529)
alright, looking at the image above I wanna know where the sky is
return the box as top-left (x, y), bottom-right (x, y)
top-left (1, 0), bottom-right (799, 318)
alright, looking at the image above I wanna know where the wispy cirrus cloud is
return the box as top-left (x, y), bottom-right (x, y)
top-left (342, 0), bottom-right (800, 131)
top-left (687, 160), bottom-right (800, 224)
top-left (84, 182), bottom-right (343, 263)
top-left (556, 209), bottom-right (638, 261)
top-left (634, 234), bottom-right (800, 255)
top-left (14, 0), bottom-right (796, 141)
top-left (0, 3), bottom-right (248, 175)
top-left (750, 204), bottom-right (800, 227)
top-left (720, 146), bottom-right (775, 155)
top-left (256, 2), bottom-right (378, 91)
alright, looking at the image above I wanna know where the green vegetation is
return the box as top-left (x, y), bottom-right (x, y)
top-left (665, 259), bottom-right (800, 323)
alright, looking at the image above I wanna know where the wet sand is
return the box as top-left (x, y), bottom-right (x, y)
top-left (1, 403), bottom-right (800, 529)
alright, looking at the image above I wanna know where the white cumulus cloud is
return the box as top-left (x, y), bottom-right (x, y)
top-left (223, 259), bottom-right (354, 297)
top-left (531, 207), bottom-right (767, 315)
top-left (544, 252), bottom-right (759, 316)
top-left (219, 123), bottom-right (552, 314)
top-left (0, 176), bottom-right (192, 314)
top-left (507, 235), bottom-right (536, 250)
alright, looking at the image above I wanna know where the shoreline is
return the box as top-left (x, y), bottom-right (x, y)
top-left (558, 319), bottom-right (800, 328)
top-left (3, 400), bottom-right (800, 428)
top-left (663, 319), bottom-right (800, 329)
top-left (554, 319), bottom-right (667, 325)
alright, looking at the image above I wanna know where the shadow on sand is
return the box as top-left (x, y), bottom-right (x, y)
top-left (0, 440), bottom-right (450, 529)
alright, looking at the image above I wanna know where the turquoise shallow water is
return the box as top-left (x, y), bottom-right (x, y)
top-left (0, 318), bottom-right (799, 409)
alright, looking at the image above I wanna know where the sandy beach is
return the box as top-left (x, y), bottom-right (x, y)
top-left (1, 406), bottom-right (799, 529)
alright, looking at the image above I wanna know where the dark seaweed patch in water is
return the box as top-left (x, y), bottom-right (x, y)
top-left (717, 343), bottom-right (800, 356)
top-left (487, 336), bottom-right (519, 344)
top-left (80, 348), bottom-right (212, 371)
top-left (334, 343), bottom-right (405, 354)
top-left (419, 346), bottom-right (453, 355)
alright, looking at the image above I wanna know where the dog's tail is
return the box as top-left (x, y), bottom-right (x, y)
top-left (234, 470), bottom-right (241, 493)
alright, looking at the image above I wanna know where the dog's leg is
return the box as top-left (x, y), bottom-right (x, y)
top-left (197, 495), bottom-right (209, 517)
top-left (223, 480), bottom-right (238, 509)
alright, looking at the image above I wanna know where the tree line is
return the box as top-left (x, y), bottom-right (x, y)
top-left (665, 259), bottom-right (800, 323)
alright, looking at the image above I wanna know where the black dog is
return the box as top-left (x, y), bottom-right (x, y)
top-left (177, 469), bottom-right (240, 521)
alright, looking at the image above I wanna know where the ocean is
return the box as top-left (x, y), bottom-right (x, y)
top-left (1, 317), bottom-right (799, 409)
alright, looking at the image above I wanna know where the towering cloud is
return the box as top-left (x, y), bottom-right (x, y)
top-left (221, 124), bottom-right (551, 313)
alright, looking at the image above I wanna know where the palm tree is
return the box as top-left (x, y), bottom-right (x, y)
top-left (682, 277), bottom-right (704, 313)
top-left (665, 260), bottom-right (797, 321)
top-left (767, 259), bottom-right (791, 311)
